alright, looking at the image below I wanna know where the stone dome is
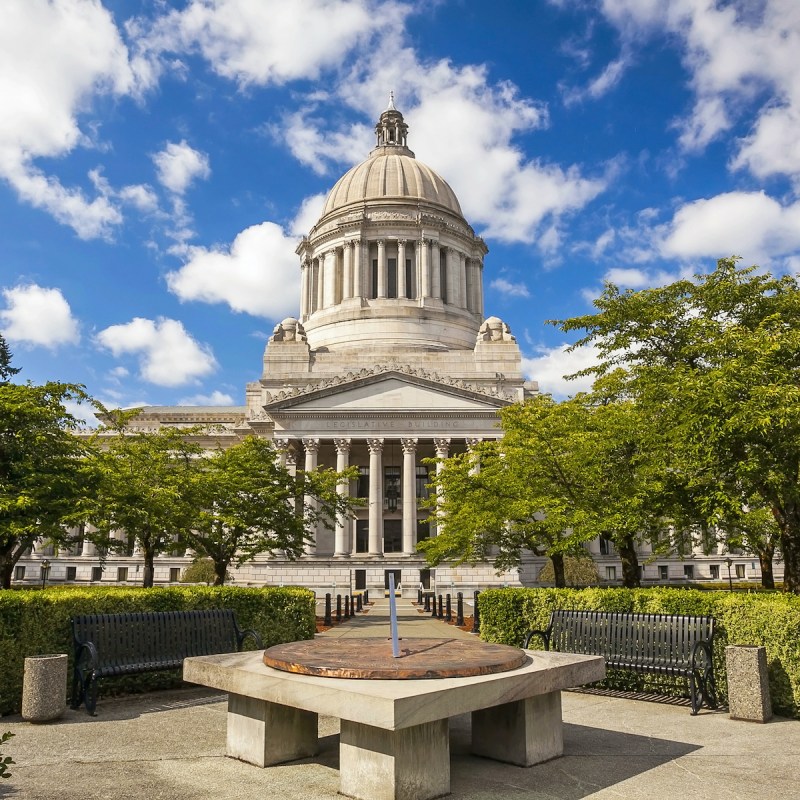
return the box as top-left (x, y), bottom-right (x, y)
top-left (321, 152), bottom-right (463, 217)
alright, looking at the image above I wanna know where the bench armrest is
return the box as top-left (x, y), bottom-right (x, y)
top-left (522, 628), bottom-right (551, 650)
top-left (238, 628), bottom-right (264, 650)
top-left (74, 640), bottom-right (99, 672)
top-left (690, 638), bottom-right (714, 669)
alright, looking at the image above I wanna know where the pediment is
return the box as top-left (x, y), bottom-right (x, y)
top-left (264, 371), bottom-right (510, 413)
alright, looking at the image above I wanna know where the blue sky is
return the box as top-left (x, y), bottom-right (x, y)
top-left (2, 0), bottom-right (798, 422)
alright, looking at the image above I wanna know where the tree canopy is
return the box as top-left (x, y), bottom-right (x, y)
top-left (558, 257), bottom-right (800, 592)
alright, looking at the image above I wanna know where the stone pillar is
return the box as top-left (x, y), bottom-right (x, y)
top-left (401, 438), bottom-right (418, 555)
top-left (466, 437), bottom-right (482, 475)
top-left (456, 252), bottom-right (467, 308)
top-left (334, 438), bottom-right (351, 557)
top-left (341, 241), bottom-right (353, 300)
top-left (476, 260), bottom-right (484, 317)
top-left (431, 242), bottom-right (441, 299)
top-left (446, 250), bottom-right (458, 307)
top-left (397, 239), bottom-right (407, 299)
top-left (367, 438), bottom-right (384, 556)
top-left (376, 240), bottom-right (386, 298)
top-left (353, 239), bottom-right (363, 298)
top-left (434, 438), bottom-right (450, 537)
top-left (273, 437), bottom-right (290, 468)
top-left (300, 259), bottom-right (309, 318)
top-left (323, 249), bottom-right (337, 308)
top-left (315, 258), bottom-right (324, 312)
top-left (419, 238), bottom-right (430, 298)
top-left (726, 645), bottom-right (772, 722)
top-left (302, 438), bottom-right (320, 556)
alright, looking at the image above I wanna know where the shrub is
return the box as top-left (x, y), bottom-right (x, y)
top-left (0, 731), bottom-right (13, 779)
top-left (537, 554), bottom-right (601, 586)
top-left (477, 587), bottom-right (800, 718)
top-left (0, 585), bottom-right (315, 715)
top-left (181, 557), bottom-right (222, 584)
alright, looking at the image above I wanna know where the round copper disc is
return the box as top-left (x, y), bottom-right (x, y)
top-left (262, 637), bottom-right (526, 679)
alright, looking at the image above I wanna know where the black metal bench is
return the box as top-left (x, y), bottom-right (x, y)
top-left (523, 610), bottom-right (717, 715)
top-left (71, 609), bottom-right (263, 714)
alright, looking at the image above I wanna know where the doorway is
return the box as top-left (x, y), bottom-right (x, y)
top-left (384, 569), bottom-right (402, 596)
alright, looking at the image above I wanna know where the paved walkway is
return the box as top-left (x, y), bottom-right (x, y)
top-left (1, 599), bottom-right (797, 800)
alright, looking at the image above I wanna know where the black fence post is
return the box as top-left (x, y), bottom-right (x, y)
top-left (345, 595), bottom-right (351, 618)
top-left (471, 590), bottom-right (480, 633)
top-left (456, 592), bottom-right (464, 626)
top-left (336, 594), bottom-right (342, 623)
top-left (445, 594), bottom-right (452, 622)
top-left (364, 590), bottom-right (369, 605)
top-left (424, 593), bottom-right (430, 612)
top-left (437, 594), bottom-right (444, 619)
top-left (418, 588), bottom-right (423, 605)
top-left (324, 593), bottom-right (332, 627)
top-left (356, 593), bottom-right (363, 612)
top-left (431, 593), bottom-right (438, 616)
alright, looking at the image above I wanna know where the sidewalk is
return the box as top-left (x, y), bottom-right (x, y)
top-left (1, 600), bottom-right (797, 800)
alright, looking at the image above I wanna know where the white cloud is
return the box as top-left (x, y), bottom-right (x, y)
top-left (178, 390), bottom-right (236, 405)
top-left (166, 221), bottom-right (300, 317)
top-left (595, 0), bottom-right (800, 182)
top-left (490, 278), bottom-right (530, 298)
top-left (95, 317), bottom-right (217, 387)
top-left (139, 0), bottom-right (408, 87)
top-left (661, 190), bottom-right (800, 261)
top-left (0, 284), bottom-right (80, 348)
top-left (152, 140), bottom-right (211, 195)
top-left (62, 398), bottom-right (101, 430)
top-left (290, 193), bottom-right (327, 237)
top-left (0, 0), bottom-right (154, 237)
top-left (522, 343), bottom-right (601, 399)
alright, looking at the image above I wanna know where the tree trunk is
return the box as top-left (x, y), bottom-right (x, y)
top-left (213, 560), bottom-right (228, 586)
top-left (758, 544), bottom-right (775, 590)
top-left (0, 557), bottom-right (12, 590)
top-left (142, 550), bottom-right (155, 588)
top-left (617, 534), bottom-right (641, 588)
top-left (551, 553), bottom-right (566, 588)
top-left (780, 528), bottom-right (800, 594)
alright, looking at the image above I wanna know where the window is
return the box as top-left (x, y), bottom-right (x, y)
top-left (14, 565), bottom-right (25, 581)
top-left (384, 466), bottom-right (400, 510)
top-left (354, 569), bottom-right (366, 591)
top-left (605, 566), bottom-right (617, 581)
top-left (383, 520), bottom-right (402, 553)
top-left (415, 466), bottom-right (430, 500)
top-left (440, 256), bottom-right (448, 303)
top-left (684, 565), bottom-right (694, 580)
top-left (66, 566), bottom-right (77, 581)
top-left (735, 564), bottom-right (746, 579)
top-left (599, 535), bottom-right (613, 555)
top-left (387, 257), bottom-right (397, 298)
top-left (355, 520), bottom-right (369, 553)
top-left (91, 566), bottom-right (103, 582)
top-left (416, 519), bottom-right (430, 543)
top-left (371, 259), bottom-right (378, 298)
top-left (169, 567), bottom-right (181, 583)
top-left (658, 565), bottom-right (669, 581)
top-left (117, 566), bottom-right (128, 583)
top-left (709, 564), bottom-right (720, 580)
top-left (356, 467), bottom-right (369, 498)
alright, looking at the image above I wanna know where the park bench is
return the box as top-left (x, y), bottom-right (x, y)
top-left (523, 609), bottom-right (717, 715)
top-left (71, 609), bottom-right (263, 715)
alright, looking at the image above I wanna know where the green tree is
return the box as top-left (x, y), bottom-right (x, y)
top-left (81, 421), bottom-right (202, 588)
top-left (0, 378), bottom-right (95, 589)
top-left (0, 730), bottom-right (13, 779)
top-left (188, 436), bottom-right (358, 585)
top-left (0, 334), bottom-right (19, 383)
top-left (181, 556), bottom-right (222, 584)
top-left (537, 552), bottom-right (600, 586)
top-left (559, 257), bottom-right (800, 592)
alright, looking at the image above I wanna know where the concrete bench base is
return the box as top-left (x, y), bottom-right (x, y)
top-left (185, 648), bottom-right (604, 800)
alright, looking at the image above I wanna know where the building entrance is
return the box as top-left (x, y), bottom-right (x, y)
top-left (384, 569), bottom-right (402, 596)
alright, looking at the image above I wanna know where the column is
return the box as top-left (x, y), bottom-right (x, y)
top-left (334, 438), bottom-right (351, 557)
top-left (397, 239), bottom-right (407, 299)
top-left (302, 438), bottom-right (320, 556)
top-left (446, 250), bottom-right (458, 307)
top-left (273, 437), bottom-right (290, 468)
top-left (315, 259), bottom-right (324, 311)
top-left (433, 438), bottom-right (450, 537)
top-left (367, 438), bottom-right (384, 556)
top-left (353, 239), bottom-right (363, 298)
top-left (401, 438), bottom-right (418, 555)
top-left (419, 238), bottom-right (430, 298)
top-left (431, 242), bottom-right (441, 299)
top-left (466, 437), bottom-right (482, 475)
top-left (343, 241), bottom-right (353, 300)
top-left (300, 260), bottom-right (309, 318)
top-left (457, 252), bottom-right (467, 308)
top-left (81, 524), bottom-right (97, 557)
top-left (476, 260), bottom-right (484, 317)
top-left (376, 240), bottom-right (386, 298)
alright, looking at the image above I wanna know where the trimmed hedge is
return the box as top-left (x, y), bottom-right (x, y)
top-left (477, 587), bottom-right (800, 718)
top-left (0, 585), bottom-right (315, 715)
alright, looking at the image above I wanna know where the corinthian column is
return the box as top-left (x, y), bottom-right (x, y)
top-left (431, 242), bottom-right (441, 299)
top-left (342, 241), bottom-right (353, 300)
top-left (334, 438), bottom-right (351, 557)
top-left (302, 438), bottom-right (320, 556)
top-left (367, 438), bottom-right (384, 556)
top-left (397, 239), bottom-right (407, 299)
top-left (433, 438), bottom-right (450, 537)
top-left (401, 438), bottom-right (418, 555)
top-left (419, 238), bottom-right (430, 298)
top-left (376, 240), bottom-right (386, 298)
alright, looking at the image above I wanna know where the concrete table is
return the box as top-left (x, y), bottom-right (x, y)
top-left (184, 646), bottom-right (604, 800)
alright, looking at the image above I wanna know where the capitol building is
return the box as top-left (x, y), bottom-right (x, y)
top-left (14, 100), bottom-right (768, 593)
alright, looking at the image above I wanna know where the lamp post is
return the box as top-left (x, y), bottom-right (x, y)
top-left (40, 559), bottom-right (50, 590)
top-left (724, 557), bottom-right (733, 592)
